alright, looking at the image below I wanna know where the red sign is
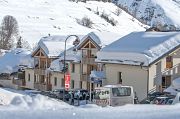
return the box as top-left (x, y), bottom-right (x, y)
top-left (65, 73), bottom-right (70, 90)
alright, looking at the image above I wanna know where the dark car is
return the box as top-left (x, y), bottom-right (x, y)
top-left (148, 92), bottom-right (165, 101)
top-left (74, 89), bottom-right (89, 100)
top-left (52, 89), bottom-right (70, 101)
top-left (152, 96), bottom-right (172, 105)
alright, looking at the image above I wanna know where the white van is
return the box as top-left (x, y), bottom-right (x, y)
top-left (93, 85), bottom-right (134, 106)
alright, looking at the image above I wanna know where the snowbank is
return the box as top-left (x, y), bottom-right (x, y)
top-left (0, 88), bottom-right (24, 105)
top-left (1, 88), bottom-right (180, 119)
top-left (10, 94), bottom-right (72, 110)
top-left (1, 103), bottom-right (180, 119)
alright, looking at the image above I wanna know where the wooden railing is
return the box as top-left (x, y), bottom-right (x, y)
top-left (81, 57), bottom-right (96, 64)
top-left (154, 63), bottom-right (180, 85)
top-left (34, 68), bottom-right (46, 75)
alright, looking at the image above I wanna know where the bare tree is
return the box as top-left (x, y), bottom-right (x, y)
top-left (0, 15), bottom-right (19, 50)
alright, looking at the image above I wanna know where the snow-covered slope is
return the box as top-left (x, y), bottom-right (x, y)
top-left (114, 0), bottom-right (180, 30)
top-left (0, 0), bottom-right (146, 47)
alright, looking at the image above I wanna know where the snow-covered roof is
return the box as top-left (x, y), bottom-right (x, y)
top-left (59, 48), bottom-right (82, 63)
top-left (97, 31), bottom-right (180, 66)
top-left (0, 48), bottom-right (33, 74)
top-left (49, 59), bottom-right (63, 72)
top-left (36, 35), bottom-right (83, 58)
top-left (90, 71), bottom-right (105, 79)
top-left (78, 31), bottom-right (123, 49)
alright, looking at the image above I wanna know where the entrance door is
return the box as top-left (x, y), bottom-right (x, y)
top-left (162, 76), bottom-right (171, 90)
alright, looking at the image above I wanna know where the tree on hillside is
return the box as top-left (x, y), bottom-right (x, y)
top-left (0, 15), bottom-right (19, 50)
top-left (16, 36), bottom-right (22, 48)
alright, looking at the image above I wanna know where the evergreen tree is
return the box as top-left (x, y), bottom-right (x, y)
top-left (16, 36), bottom-right (22, 48)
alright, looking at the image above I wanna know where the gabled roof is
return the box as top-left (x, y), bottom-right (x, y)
top-left (32, 35), bottom-right (83, 58)
top-left (97, 31), bottom-right (180, 66)
top-left (77, 31), bottom-right (122, 50)
top-left (77, 32), bottom-right (101, 50)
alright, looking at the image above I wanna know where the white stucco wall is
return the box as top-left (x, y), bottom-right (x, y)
top-left (104, 63), bottom-right (148, 101)
top-left (25, 68), bottom-right (34, 89)
top-left (50, 72), bottom-right (64, 90)
top-left (69, 63), bottom-right (81, 89)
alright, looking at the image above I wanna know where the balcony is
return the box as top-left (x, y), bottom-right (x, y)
top-left (162, 63), bottom-right (180, 77)
top-left (34, 83), bottom-right (52, 91)
top-left (34, 68), bottom-right (46, 75)
top-left (81, 57), bottom-right (96, 64)
top-left (154, 63), bottom-right (180, 85)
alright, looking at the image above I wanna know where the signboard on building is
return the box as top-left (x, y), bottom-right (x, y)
top-left (65, 73), bottom-right (70, 90)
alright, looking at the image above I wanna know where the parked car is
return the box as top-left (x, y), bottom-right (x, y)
top-left (52, 89), bottom-right (70, 101)
top-left (74, 89), bottom-right (89, 100)
top-left (166, 98), bottom-right (174, 105)
top-left (148, 92), bottom-right (165, 101)
top-left (152, 96), bottom-right (172, 105)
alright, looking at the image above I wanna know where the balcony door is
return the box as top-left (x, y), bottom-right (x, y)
top-left (162, 76), bottom-right (171, 90)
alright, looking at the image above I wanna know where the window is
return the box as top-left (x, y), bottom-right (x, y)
top-left (162, 76), bottom-right (171, 89)
top-left (166, 56), bottom-right (173, 69)
top-left (112, 87), bottom-right (131, 97)
top-left (118, 72), bottom-right (122, 84)
top-left (71, 80), bottom-right (74, 89)
top-left (54, 77), bottom-right (57, 86)
top-left (61, 78), bottom-right (64, 87)
top-left (28, 74), bottom-right (30, 82)
top-left (72, 64), bottom-right (75, 73)
top-left (34, 75), bottom-right (36, 83)
top-left (80, 81), bottom-right (82, 89)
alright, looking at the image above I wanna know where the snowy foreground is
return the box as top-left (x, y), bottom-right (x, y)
top-left (0, 88), bottom-right (180, 119)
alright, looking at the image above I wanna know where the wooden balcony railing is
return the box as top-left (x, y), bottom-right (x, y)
top-left (34, 68), bottom-right (46, 75)
top-left (81, 57), bottom-right (96, 64)
top-left (154, 63), bottom-right (180, 85)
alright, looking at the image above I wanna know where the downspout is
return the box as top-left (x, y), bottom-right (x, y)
top-left (147, 68), bottom-right (149, 98)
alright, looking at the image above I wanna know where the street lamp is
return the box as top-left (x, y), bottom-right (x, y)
top-left (63, 35), bottom-right (80, 90)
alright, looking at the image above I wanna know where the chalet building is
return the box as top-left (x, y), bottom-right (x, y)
top-left (25, 35), bottom-right (71, 91)
top-left (96, 31), bottom-right (180, 101)
top-left (62, 32), bottom-right (121, 91)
